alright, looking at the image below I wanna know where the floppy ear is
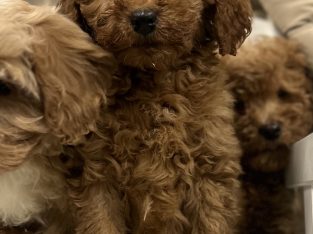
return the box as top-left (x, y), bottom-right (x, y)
top-left (31, 11), bottom-right (115, 144)
top-left (204, 0), bottom-right (252, 55)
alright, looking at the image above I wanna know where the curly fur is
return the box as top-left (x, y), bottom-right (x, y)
top-left (58, 0), bottom-right (252, 233)
top-left (0, 0), bottom-right (114, 233)
top-left (224, 37), bottom-right (313, 234)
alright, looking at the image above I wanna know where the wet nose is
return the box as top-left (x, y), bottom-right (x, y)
top-left (258, 123), bottom-right (282, 141)
top-left (130, 9), bottom-right (157, 36)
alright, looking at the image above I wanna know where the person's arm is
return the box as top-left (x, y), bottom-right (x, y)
top-left (259, 0), bottom-right (313, 69)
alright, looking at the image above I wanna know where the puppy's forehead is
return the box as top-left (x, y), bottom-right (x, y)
top-left (234, 73), bottom-right (276, 96)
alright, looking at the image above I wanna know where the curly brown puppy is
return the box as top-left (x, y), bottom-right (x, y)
top-left (224, 37), bottom-right (313, 234)
top-left (0, 0), bottom-right (114, 233)
top-left (58, 0), bottom-right (252, 233)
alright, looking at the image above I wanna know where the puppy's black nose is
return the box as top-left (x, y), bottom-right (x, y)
top-left (259, 123), bottom-right (282, 141)
top-left (130, 9), bottom-right (157, 36)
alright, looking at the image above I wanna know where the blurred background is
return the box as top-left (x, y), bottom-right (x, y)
top-left (27, 0), bottom-right (56, 5)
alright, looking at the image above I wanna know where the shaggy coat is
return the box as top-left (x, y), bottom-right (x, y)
top-left (59, 0), bottom-right (252, 233)
top-left (0, 0), bottom-right (114, 233)
top-left (224, 37), bottom-right (313, 234)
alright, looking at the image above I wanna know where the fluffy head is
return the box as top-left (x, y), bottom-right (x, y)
top-left (58, 0), bottom-right (252, 69)
top-left (0, 0), bottom-right (115, 170)
top-left (224, 37), bottom-right (313, 172)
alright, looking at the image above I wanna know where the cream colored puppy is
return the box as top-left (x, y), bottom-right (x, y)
top-left (0, 0), bottom-right (114, 232)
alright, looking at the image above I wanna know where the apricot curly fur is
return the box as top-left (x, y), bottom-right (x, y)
top-left (58, 0), bottom-right (252, 233)
top-left (224, 37), bottom-right (313, 234)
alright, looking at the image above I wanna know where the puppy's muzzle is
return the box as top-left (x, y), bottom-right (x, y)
top-left (130, 9), bottom-right (157, 36)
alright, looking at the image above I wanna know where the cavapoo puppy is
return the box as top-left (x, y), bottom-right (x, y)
top-left (224, 37), bottom-right (313, 234)
top-left (59, 0), bottom-right (252, 233)
top-left (0, 0), bottom-right (114, 233)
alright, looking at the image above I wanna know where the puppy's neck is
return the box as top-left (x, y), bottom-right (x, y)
top-left (240, 168), bottom-right (286, 187)
top-left (241, 148), bottom-right (288, 187)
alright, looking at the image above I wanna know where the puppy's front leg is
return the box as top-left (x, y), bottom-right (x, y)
top-left (70, 182), bottom-right (126, 234)
top-left (59, 146), bottom-right (126, 234)
top-left (183, 176), bottom-right (241, 234)
top-left (127, 186), bottom-right (189, 234)
top-left (61, 151), bottom-right (126, 234)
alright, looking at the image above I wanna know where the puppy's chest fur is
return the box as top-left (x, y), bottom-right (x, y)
top-left (0, 158), bottom-right (66, 227)
top-left (99, 62), bottom-right (237, 186)
top-left (79, 55), bottom-right (242, 231)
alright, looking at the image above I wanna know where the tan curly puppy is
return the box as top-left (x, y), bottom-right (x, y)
top-left (224, 37), bottom-right (313, 234)
top-left (0, 0), bottom-right (114, 233)
top-left (58, 0), bottom-right (252, 233)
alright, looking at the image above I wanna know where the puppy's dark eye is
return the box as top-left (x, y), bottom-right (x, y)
top-left (234, 99), bottom-right (246, 115)
top-left (97, 16), bottom-right (108, 27)
top-left (0, 81), bottom-right (11, 96)
top-left (277, 89), bottom-right (290, 99)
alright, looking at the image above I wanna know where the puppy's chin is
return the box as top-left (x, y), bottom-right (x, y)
top-left (243, 146), bottom-right (289, 173)
top-left (115, 46), bottom-right (187, 70)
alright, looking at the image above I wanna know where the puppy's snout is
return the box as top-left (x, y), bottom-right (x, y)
top-left (258, 123), bottom-right (282, 141)
top-left (130, 9), bottom-right (157, 36)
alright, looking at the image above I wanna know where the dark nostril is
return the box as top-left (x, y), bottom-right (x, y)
top-left (130, 9), bottom-right (157, 36)
top-left (258, 123), bottom-right (282, 141)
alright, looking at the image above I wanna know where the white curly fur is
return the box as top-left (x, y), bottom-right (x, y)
top-left (0, 158), bottom-right (65, 226)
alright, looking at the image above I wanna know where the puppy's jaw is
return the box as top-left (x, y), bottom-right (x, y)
top-left (243, 146), bottom-right (289, 173)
